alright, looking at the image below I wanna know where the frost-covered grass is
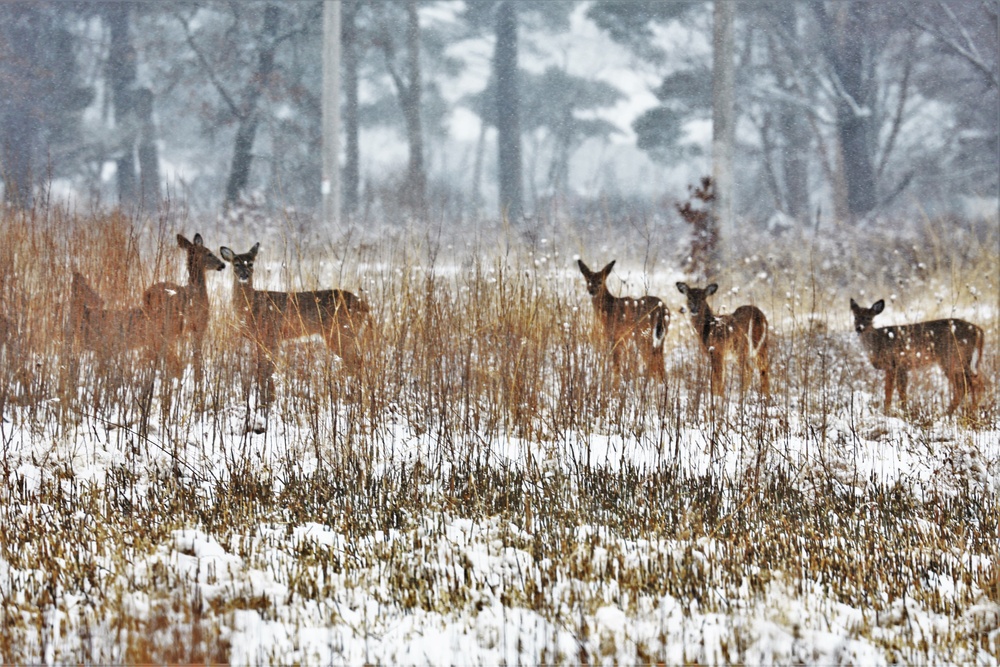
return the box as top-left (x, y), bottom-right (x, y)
top-left (0, 208), bottom-right (997, 664)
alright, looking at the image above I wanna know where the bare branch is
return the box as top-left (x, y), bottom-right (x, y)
top-left (876, 30), bottom-right (915, 182)
top-left (175, 10), bottom-right (243, 118)
top-left (910, 3), bottom-right (1000, 89)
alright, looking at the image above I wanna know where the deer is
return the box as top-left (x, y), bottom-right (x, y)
top-left (850, 298), bottom-right (984, 416)
top-left (219, 242), bottom-right (371, 402)
top-left (70, 271), bottom-right (186, 377)
top-left (577, 259), bottom-right (670, 380)
top-left (142, 234), bottom-right (225, 383)
top-left (675, 282), bottom-right (769, 397)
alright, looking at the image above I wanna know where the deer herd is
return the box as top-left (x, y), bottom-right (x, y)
top-left (20, 235), bottom-right (983, 417)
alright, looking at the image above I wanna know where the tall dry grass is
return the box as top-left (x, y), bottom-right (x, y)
top-left (0, 205), bottom-right (997, 662)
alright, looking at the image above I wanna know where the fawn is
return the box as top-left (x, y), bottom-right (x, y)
top-left (219, 242), bottom-right (371, 401)
top-left (143, 234), bottom-right (225, 382)
top-left (676, 282), bottom-right (769, 397)
top-left (850, 298), bottom-right (984, 415)
top-left (577, 259), bottom-right (670, 379)
top-left (70, 271), bottom-right (186, 377)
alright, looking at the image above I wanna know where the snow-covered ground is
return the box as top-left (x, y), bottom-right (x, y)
top-left (1, 238), bottom-right (997, 664)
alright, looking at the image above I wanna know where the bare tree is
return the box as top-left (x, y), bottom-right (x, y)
top-left (810, 1), bottom-right (878, 220)
top-left (494, 0), bottom-right (523, 222)
top-left (173, 3), bottom-right (317, 209)
top-left (342, 0), bottom-right (362, 217)
top-left (712, 1), bottom-right (734, 256)
top-left (372, 0), bottom-right (426, 217)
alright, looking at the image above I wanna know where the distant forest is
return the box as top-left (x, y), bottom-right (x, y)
top-left (0, 1), bottom-right (996, 225)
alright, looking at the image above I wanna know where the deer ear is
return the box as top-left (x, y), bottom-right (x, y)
top-left (850, 298), bottom-right (860, 312)
top-left (872, 299), bottom-right (885, 314)
top-left (193, 233), bottom-right (204, 246)
top-left (676, 282), bottom-right (688, 295)
top-left (706, 283), bottom-right (718, 295)
top-left (220, 247), bottom-right (235, 262)
top-left (577, 259), bottom-right (591, 276)
top-left (250, 242), bottom-right (260, 258)
top-left (177, 234), bottom-right (191, 249)
top-left (600, 260), bottom-right (615, 276)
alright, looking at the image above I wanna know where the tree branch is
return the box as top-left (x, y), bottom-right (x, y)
top-left (875, 30), bottom-right (915, 182)
top-left (910, 3), bottom-right (999, 89)
top-left (175, 10), bottom-right (243, 118)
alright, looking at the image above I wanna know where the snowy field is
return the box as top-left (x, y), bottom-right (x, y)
top-left (0, 216), bottom-right (997, 664)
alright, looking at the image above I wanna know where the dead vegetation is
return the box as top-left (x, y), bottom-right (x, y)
top-left (0, 206), bottom-right (997, 662)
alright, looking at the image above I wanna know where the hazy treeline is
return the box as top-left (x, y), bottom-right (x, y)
top-left (0, 1), bottom-right (995, 225)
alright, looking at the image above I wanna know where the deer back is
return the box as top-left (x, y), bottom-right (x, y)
top-left (853, 299), bottom-right (983, 374)
top-left (222, 243), bottom-right (369, 348)
top-left (144, 233), bottom-right (224, 339)
top-left (677, 282), bottom-right (767, 359)
top-left (850, 298), bottom-right (985, 415)
top-left (578, 259), bottom-right (668, 343)
top-left (71, 272), bottom-right (183, 352)
top-left (708, 305), bottom-right (768, 358)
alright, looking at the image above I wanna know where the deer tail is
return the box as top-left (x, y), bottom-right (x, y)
top-left (748, 319), bottom-right (767, 359)
top-left (970, 327), bottom-right (983, 376)
top-left (652, 305), bottom-right (667, 349)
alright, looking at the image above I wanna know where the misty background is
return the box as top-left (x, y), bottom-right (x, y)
top-left (0, 0), bottom-right (996, 237)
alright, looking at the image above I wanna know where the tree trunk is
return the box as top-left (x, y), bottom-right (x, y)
top-left (225, 4), bottom-right (279, 207)
top-left (322, 0), bottom-right (341, 226)
top-left (814, 1), bottom-right (877, 220)
top-left (768, 2), bottom-right (810, 222)
top-left (403, 0), bottom-right (425, 215)
top-left (342, 0), bottom-right (360, 216)
top-left (0, 6), bottom-right (39, 209)
top-left (105, 3), bottom-right (139, 208)
top-left (781, 105), bottom-right (811, 222)
top-left (1, 109), bottom-right (35, 210)
top-left (471, 119), bottom-right (486, 211)
top-left (711, 0), bottom-right (734, 264)
top-left (136, 87), bottom-right (161, 210)
top-left (494, 0), bottom-right (523, 221)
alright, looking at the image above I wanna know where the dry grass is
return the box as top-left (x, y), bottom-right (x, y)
top-left (0, 206), bottom-right (997, 662)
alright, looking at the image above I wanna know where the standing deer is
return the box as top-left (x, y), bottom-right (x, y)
top-left (142, 234), bottom-right (225, 383)
top-left (70, 271), bottom-right (185, 377)
top-left (577, 259), bottom-right (670, 380)
top-left (220, 242), bottom-right (371, 402)
top-left (850, 298), bottom-right (984, 415)
top-left (676, 282), bottom-right (769, 397)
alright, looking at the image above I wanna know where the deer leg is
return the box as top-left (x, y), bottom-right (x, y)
top-left (757, 343), bottom-right (770, 396)
top-left (896, 368), bottom-right (910, 412)
top-left (883, 370), bottom-right (895, 413)
top-left (166, 345), bottom-right (183, 380)
top-left (192, 331), bottom-right (205, 386)
top-left (256, 345), bottom-right (275, 406)
top-left (945, 371), bottom-right (966, 415)
top-left (735, 351), bottom-right (750, 392)
top-left (710, 353), bottom-right (725, 397)
top-left (967, 370), bottom-right (983, 413)
top-left (328, 325), bottom-right (361, 370)
top-left (610, 336), bottom-right (624, 372)
top-left (645, 340), bottom-right (665, 381)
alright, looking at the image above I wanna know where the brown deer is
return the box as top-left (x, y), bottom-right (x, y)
top-left (850, 298), bottom-right (984, 415)
top-left (142, 234), bottom-right (225, 382)
top-left (676, 282), bottom-right (769, 397)
top-left (70, 271), bottom-right (185, 377)
top-left (219, 242), bottom-right (371, 401)
top-left (577, 259), bottom-right (670, 380)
